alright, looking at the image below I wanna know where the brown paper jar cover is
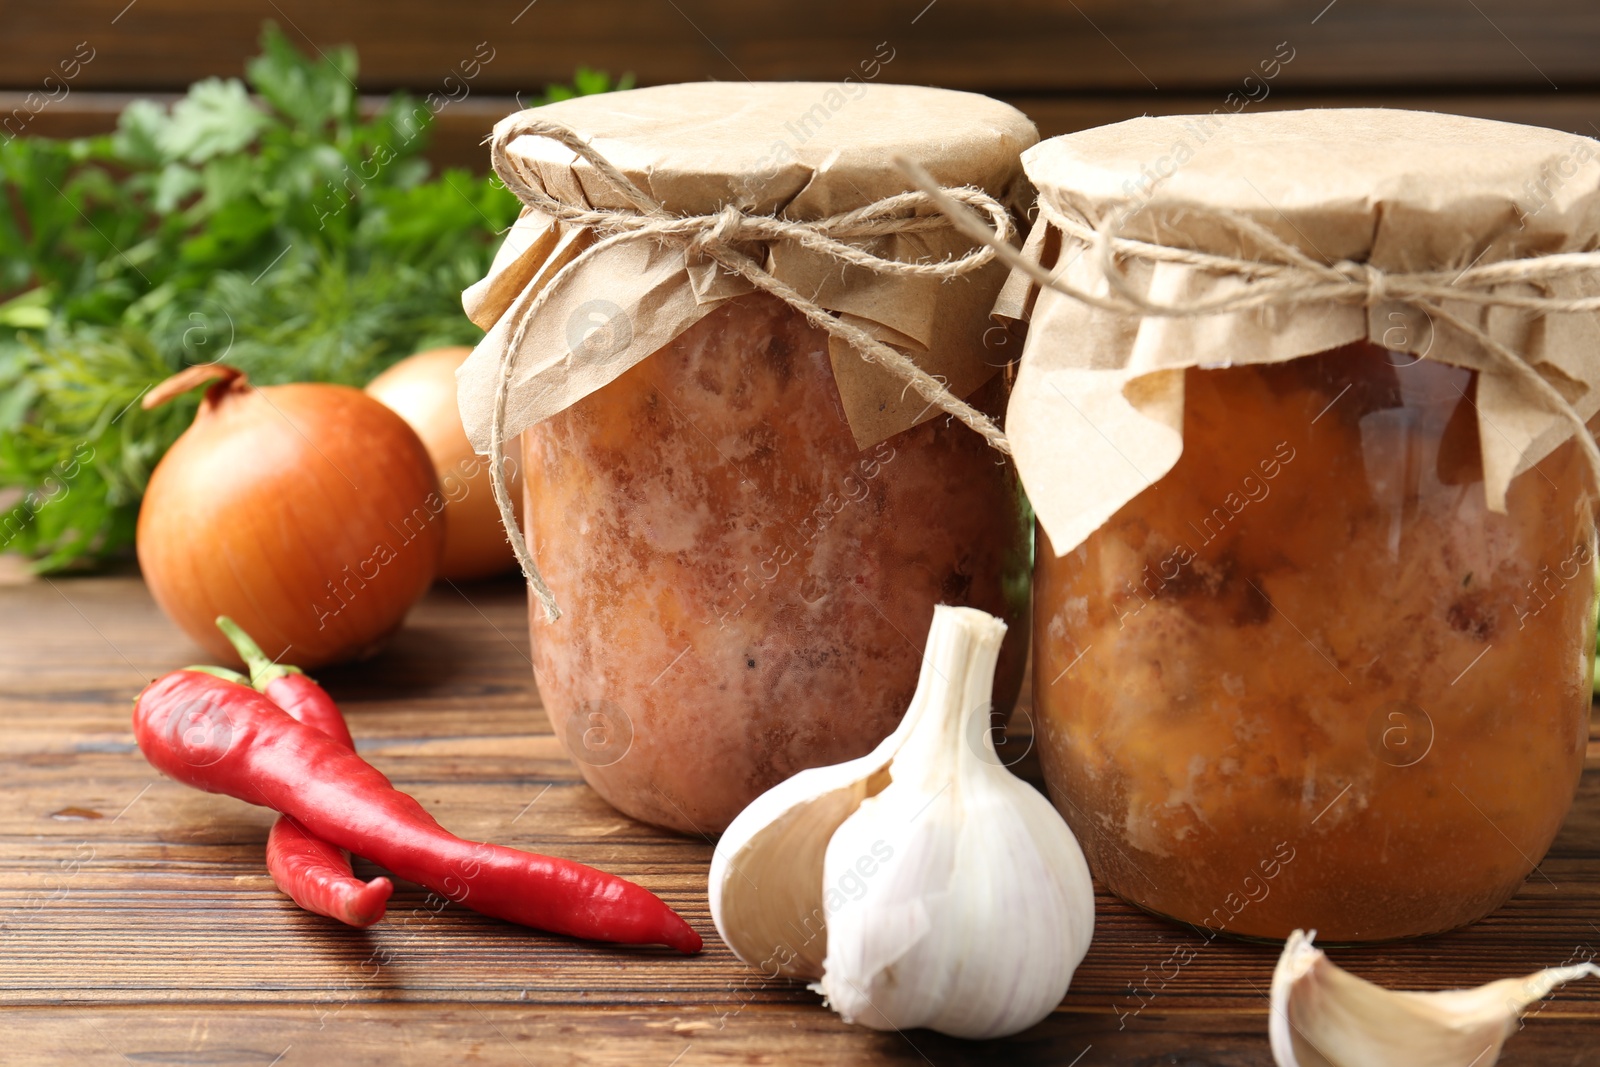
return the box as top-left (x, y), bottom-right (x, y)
top-left (459, 83), bottom-right (1038, 833)
top-left (1005, 108), bottom-right (1600, 940)
top-left (459, 81), bottom-right (1038, 451)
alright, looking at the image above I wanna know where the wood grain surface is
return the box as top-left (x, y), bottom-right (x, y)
top-left (12, 90), bottom-right (1600, 174)
top-left (5, 0), bottom-right (1598, 93)
top-left (0, 571), bottom-right (1597, 1064)
top-left (6, 0), bottom-right (1600, 171)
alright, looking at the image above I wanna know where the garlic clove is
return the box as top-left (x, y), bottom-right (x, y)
top-left (815, 606), bottom-right (1094, 1040)
top-left (708, 767), bottom-right (879, 980)
top-left (709, 660), bottom-right (932, 979)
top-left (1270, 929), bottom-right (1600, 1067)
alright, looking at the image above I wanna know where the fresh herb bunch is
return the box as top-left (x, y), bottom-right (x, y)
top-left (0, 25), bottom-right (627, 571)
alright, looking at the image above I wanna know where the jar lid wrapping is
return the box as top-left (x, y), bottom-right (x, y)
top-left (457, 82), bottom-right (1037, 453)
top-left (997, 108), bottom-right (1600, 555)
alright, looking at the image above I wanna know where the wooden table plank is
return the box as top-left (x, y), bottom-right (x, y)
top-left (11, 89), bottom-right (1600, 174)
top-left (0, 1004), bottom-right (1596, 1067)
top-left (7, 0), bottom-right (1600, 95)
top-left (1, 571), bottom-right (1597, 1063)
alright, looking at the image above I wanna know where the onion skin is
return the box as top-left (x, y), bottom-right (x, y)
top-left (366, 347), bottom-right (521, 581)
top-left (137, 366), bottom-right (444, 669)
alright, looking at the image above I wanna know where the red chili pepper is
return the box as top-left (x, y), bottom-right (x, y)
top-left (266, 816), bottom-right (392, 926)
top-left (133, 668), bottom-right (701, 953)
top-left (218, 616), bottom-right (355, 747)
top-left (216, 617), bottom-right (391, 927)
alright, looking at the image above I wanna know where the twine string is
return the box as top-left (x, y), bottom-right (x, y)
top-left (485, 117), bottom-right (1020, 620)
top-left (896, 155), bottom-right (1600, 506)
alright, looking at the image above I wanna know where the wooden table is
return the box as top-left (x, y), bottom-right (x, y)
top-left (3, 571), bottom-right (1597, 1065)
top-left (12, 1), bottom-right (1600, 169)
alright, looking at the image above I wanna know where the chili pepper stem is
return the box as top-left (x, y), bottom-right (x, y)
top-left (216, 615), bottom-right (302, 688)
top-left (184, 664), bottom-right (249, 684)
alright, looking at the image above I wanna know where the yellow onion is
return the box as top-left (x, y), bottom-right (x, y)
top-left (366, 347), bottom-right (521, 581)
top-left (137, 363), bottom-right (444, 668)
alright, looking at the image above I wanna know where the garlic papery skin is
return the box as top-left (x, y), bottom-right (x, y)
top-left (1270, 929), bottom-right (1600, 1067)
top-left (816, 606), bottom-right (1094, 1039)
top-left (709, 654), bottom-right (933, 980)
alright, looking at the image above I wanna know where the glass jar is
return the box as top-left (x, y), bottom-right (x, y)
top-left (1034, 341), bottom-right (1595, 941)
top-left (524, 292), bottom-right (1030, 834)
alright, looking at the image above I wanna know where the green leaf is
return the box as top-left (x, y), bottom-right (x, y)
top-left (246, 23), bottom-right (357, 134)
top-left (0, 326), bottom-right (188, 568)
top-left (192, 153), bottom-right (256, 216)
top-left (177, 198), bottom-right (275, 265)
top-left (544, 67), bottom-right (634, 104)
top-left (111, 99), bottom-right (169, 166)
top-left (159, 78), bottom-right (267, 164)
top-left (0, 289), bottom-right (52, 330)
top-left (1, 20), bottom-right (624, 570)
top-left (151, 163), bottom-right (203, 213)
top-left (0, 378), bottom-right (39, 432)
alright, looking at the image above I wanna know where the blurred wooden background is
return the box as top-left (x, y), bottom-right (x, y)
top-left (3, 0), bottom-right (1598, 170)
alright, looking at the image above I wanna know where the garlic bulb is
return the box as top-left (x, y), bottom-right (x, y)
top-left (709, 605), bottom-right (1094, 1039)
top-left (1270, 929), bottom-right (1600, 1067)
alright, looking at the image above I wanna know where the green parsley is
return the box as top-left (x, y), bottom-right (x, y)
top-left (0, 24), bottom-right (626, 571)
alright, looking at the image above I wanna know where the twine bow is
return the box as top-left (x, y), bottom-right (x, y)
top-left (899, 157), bottom-right (1600, 505)
top-left (484, 116), bottom-right (1019, 620)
